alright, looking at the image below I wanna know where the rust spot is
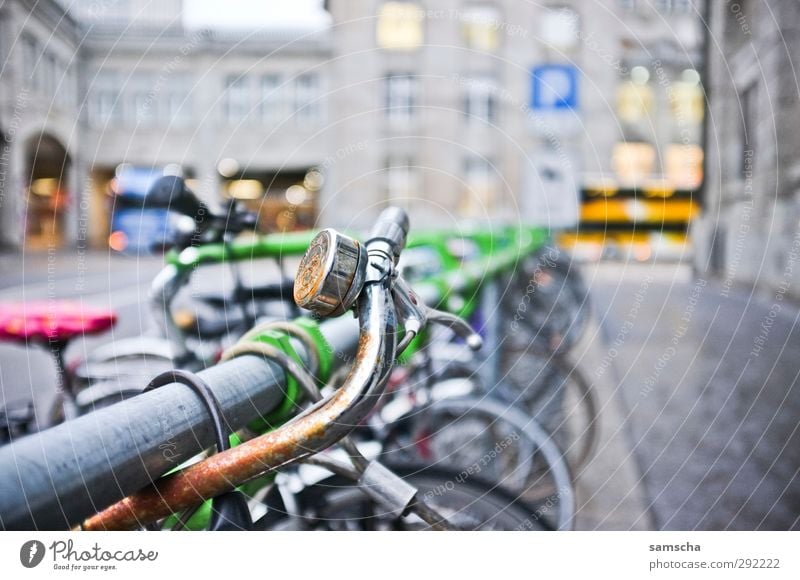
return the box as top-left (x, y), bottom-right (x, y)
top-left (83, 373), bottom-right (359, 530)
top-left (354, 331), bottom-right (372, 364)
top-left (294, 232), bottom-right (329, 306)
top-left (83, 300), bottom-right (385, 531)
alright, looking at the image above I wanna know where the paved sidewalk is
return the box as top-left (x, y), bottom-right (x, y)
top-left (582, 261), bottom-right (800, 530)
top-left (569, 314), bottom-right (654, 530)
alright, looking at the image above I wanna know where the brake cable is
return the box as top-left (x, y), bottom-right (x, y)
top-left (81, 208), bottom-right (460, 530)
top-left (143, 370), bottom-right (252, 531)
top-left (224, 321), bottom-right (456, 530)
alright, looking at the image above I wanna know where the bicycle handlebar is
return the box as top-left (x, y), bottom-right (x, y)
top-left (368, 205), bottom-right (409, 260)
top-left (0, 315), bottom-right (358, 530)
top-left (0, 208), bottom-right (488, 530)
top-left (81, 208), bottom-right (410, 530)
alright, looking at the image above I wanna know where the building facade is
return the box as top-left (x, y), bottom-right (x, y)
top-left (693, 0), bottom-right (800, 297)
top-left (1, 0), bottom-right (705, 252)
top-left (0, 0), bottom-right (83, 250)
top-left (322, 0), bottom-right (705, 252)
top-left (0, 0), bottom-right (331, 250)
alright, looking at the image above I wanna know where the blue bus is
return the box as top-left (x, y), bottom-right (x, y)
top-left (108, 166), bottom-right (175, 254)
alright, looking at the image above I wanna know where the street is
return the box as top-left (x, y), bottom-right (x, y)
top-left (2, 254), bottom-right (798, 529)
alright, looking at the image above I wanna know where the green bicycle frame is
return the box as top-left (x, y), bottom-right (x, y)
top-left (157, 224), bottom-right (548, 529)
top-left (165, 227), bottom-right (548, 299)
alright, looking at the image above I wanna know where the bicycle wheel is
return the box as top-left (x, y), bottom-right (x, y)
top-left (498, 349), bottom-right (599, 473)
top-left (506, 249), bottom-right (590, 356)
top-left (545, 356), bottom-right (599, 473)
top-left (255, 462), bottom-right (549, 531)
top-left (380, 395), bottom-right (575, 530)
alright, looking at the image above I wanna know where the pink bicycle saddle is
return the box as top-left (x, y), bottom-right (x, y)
top-left (0, 301), bottom-right (116, 344)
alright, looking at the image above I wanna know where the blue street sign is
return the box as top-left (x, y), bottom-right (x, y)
top-left (531, 65), bottom-right (579, 111)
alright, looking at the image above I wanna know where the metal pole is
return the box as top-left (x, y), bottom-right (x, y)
top-left (0, 316), bottom-right (358, 530)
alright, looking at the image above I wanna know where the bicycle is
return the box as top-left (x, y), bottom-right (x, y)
top-left (394, 228), bottom-right (599, 478)
top-left (71, 207), bottom-right (564, 531)
top-left (70, 176), bottom-right (297, 413)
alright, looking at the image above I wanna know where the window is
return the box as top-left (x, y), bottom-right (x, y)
top-left (295, 73), bottom-right (321, 125)
top-left (540, 7), bottom-right (580, 51)
top-left (377, 2), bottom-right (424, 51)
top-left (127, 73), bottom-right (157, 126)
top-left (89, 70), bottom-right (120, 126)
top-left (53, 59), bottom-right (70, 108)
top-left (42, 53), bottom-right (57, 95)
top-left (224, 74), bottom-right (250, 124)
top-left (670, 70), bottom-right (704, 134)
top-left (617, 67), bottom-right (654, 125)
top-left (92, 92), bottom-right (116, 125)
top-left (166, 73), bottom-right (193, 126)
top-left (612, 142), bottom-right (656, 187)
top-left (58, 64), bottom-right (77, 110)
top-left (672, 0), bottom-right (693, 14)
top-left (654, 0), bottom-right (693, 14)
top-left (465, 74), bottom-right (496, 124)
top-left (260, 74), bottom-right (284, 124)
top-left (654, 0), bottom-right (672, 12)
top-left (19, 33), bottom-right (39, 88)
top-left (386, 155), bottom-right (418, 203)
top-left (461, 4), bottom-right (500, 51)
top-left (464, 156), bottom-right (497, 215)
top-left (386, 73), bottom-right (416, 126)
top-left (665, 144), bottom-right (703, 189)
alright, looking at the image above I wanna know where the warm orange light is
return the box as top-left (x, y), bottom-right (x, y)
top-left (612, 142), bottom-right (656, 187)
top-left (108, 231), bottom-right (128, 252)
top-left (377, 2), bottom-right (424, 50)
top-left (633, 245), bottom-right (652, 262)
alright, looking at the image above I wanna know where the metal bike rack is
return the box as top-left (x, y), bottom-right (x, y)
top-left (0, 316), bottom-right (358, 530)
top-left (0, 223), bottom-right (550, 530)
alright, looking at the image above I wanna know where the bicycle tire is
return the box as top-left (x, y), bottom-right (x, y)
top-left (507, 251), bottom-right (590, 356)
top-left (379, 395), bottom-right (575, 530)
top-left (550, 355), bottom-right (599, 474)
top-left (255, 462), bottom-right (551, 531)
top-left (500, 353), bottom-right (599, 474)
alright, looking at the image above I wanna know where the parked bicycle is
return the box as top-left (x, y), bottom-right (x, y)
top-left (1, 163), bottom-right (600, 536)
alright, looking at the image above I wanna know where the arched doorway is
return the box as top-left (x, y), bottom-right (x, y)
top-left (23, 134), bottom-right (71, 250)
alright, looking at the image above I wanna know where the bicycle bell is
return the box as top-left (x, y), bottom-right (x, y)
top-left (294, 228), bottom-right (367, 317)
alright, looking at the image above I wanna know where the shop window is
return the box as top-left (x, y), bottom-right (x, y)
top-left (665, 144), bottom-right (703, 189)
top-left (612, 142), bottom-right (656, 186)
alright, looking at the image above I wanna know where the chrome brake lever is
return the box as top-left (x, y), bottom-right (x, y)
top-left (392, 276), bottom-right (483, 354)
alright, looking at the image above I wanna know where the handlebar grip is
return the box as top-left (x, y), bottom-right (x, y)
top-left (368, 206), bottom-right (409, 258)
